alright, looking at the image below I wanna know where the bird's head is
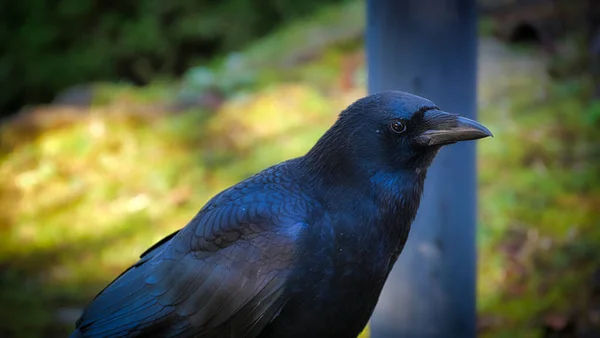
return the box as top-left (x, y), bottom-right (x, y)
top-left (306, 90), bottom-right (492, 177)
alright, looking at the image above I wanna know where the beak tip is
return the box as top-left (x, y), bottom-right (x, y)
top-left (457, 116), bottom-right (493, 140)
top-left (481, 126), bottom-right (494, 139)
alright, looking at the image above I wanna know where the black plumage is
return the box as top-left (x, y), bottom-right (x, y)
top-left (71, 90), bottom-right (492, 338)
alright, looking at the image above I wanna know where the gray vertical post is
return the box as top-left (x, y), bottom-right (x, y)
top-left (367, 0), bottom-right (478, 337)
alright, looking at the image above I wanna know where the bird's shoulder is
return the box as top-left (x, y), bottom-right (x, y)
top-left (158, 159), bottom-right (315, 257)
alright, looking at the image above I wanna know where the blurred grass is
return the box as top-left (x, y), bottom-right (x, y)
top-left (1, 1), bottom-right (600, 337)
top-left (476, 71), bottom-right (600, 336)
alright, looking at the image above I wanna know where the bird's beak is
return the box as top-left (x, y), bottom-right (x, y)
top-left (415, 110), bottom-right (493, 147)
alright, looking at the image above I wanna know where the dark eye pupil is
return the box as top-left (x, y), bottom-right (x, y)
top-left (391, 120), bottom-right (406, 133)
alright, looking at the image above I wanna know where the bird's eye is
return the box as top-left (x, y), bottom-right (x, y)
top-left (390, 120), bottom-right (407, 134)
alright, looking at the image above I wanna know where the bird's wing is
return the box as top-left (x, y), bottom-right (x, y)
top-left (73, 183), bottom-right (306, 338)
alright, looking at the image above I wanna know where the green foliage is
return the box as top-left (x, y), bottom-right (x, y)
top-left (0, 0), bottom-right (351, 114)
top-left (178, 0), bottom-right (364, 100)
top-left (477, 62), bottom-right (600, 337)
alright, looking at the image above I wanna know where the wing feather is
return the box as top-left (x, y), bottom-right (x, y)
top-left (72, 175), bottom-right (306, 338)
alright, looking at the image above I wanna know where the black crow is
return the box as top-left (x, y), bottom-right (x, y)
top-left (71, 90), bottom-right (492, 338)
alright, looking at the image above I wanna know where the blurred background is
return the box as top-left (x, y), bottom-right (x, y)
top-left (1, 0), bottom-right (600, 337)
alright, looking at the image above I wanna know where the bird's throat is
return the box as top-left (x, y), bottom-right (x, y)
top-left (370, 168), bottom-right (428, 254)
